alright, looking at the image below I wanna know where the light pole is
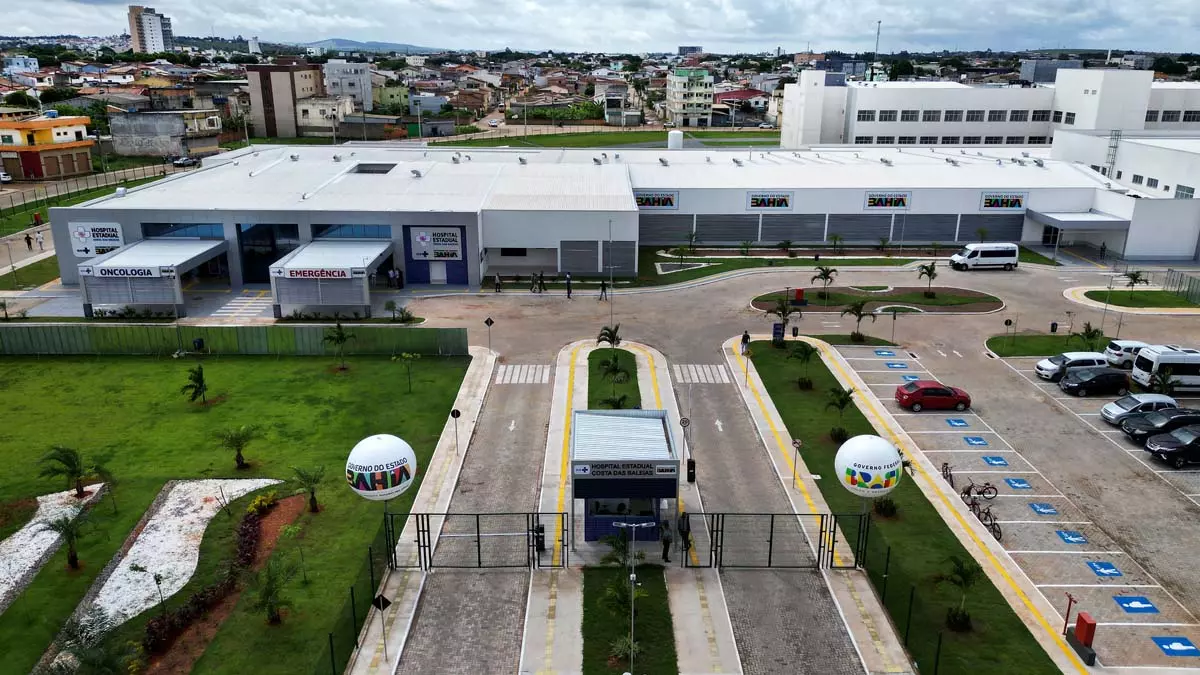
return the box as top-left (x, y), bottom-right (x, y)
top-left (607, 218), bottom-right (614, 326)
top-left (613, 520), bottom-right (655, 674)
top-left (1100, 275), bottom-right (1116, 334)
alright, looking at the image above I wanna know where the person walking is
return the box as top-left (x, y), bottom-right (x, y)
top-left (493, 273), bottom-right (502, 293)
top-left (678, 512), bottom-right (692, 558)
top-left (538, 271), bottom-right (547, 293)
top-left (740, 330), bottom-right (751, 355)
top-left (35, 231), bottom-right (44, 251)
top-left (565, 271), bottom-right (573, 299)
top-left (1100, 241), bottom-right (1107, 259)
top-left (530, 273), bottom-right (538, 293)
top-left (598, 279), bottom-right (608, 301)
top-left (660, 521), bottom-right (673, 563)
top-left (24, 233), bottom-right (33, 251)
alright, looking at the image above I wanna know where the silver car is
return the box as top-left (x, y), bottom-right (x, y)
top-left (1101, 393), bottom-right (1178, 425)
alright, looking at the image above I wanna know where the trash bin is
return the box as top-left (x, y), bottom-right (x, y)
top-left (687, 458), bottom-right (696, 483)
top-left (792, 326), bottom-right (799, 338)
top-left (1050, 321), bottom-right (1058, 334)
top-left (534, 524), bottom-right (546, 552)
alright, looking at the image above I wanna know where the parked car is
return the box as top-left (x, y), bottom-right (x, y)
top-left (1058, 367), bottom-right (1130, 397)
top-left (488, 119), bottom-right (500, 128)
top-left (1035, 352), bottom-right (1107, 382)
top-left (172, 157), bottom-right (198, 167)
top-left (949, 242), bottom-right (1019, 271)
top-left (1122, 408), bottom-right (1200, 445)
top-left (895, 380), bottom-right (971, 412)
top-left (664, 121), bottom-right (676, 128)
top-left (1101, 393), bottom-right (1178, 425)
top-left (757, 122), bottom-right (775, 129)
top-left (0, 171), bottom-right (12, 184)
top-left (1145, 425), bottom-right (1200, 469)
top-left (1104, 340), bottom-right (1150, 369)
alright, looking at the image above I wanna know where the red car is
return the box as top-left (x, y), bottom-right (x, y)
top-left (895, 380), bottom-right (971, 412)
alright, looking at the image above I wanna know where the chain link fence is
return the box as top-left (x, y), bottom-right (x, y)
top-left (313, 522), bottom-right (390, 675)
top-left (1152, 269), bottom-right (1200, 305)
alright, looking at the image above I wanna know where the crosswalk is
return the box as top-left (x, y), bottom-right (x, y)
top-left (212, 291), bottom-right (273, 318)
top-left (672, 364), bottom-right (731, 384)
top-left (494, 364), bottom-right (551, 385)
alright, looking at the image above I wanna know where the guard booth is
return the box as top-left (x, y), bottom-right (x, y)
top-left (77, 239), bottom-right (229, 318)
top-left (570, 409), bottom-right (681, 542)
top-left (269, 240), bottom-right (393, 318)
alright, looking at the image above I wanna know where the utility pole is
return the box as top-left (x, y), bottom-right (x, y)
top-left (871, 20), bottom-right (882, 81)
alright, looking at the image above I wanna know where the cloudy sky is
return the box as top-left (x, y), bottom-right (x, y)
top-left (5, 0), bottom-right (1197, 53)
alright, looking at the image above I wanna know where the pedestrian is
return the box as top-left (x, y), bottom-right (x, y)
top-left (599, 279), bottom-right (607, 301)
top-left (538, 271), bottom-right (547, 293)
top-left (1100, 241), bottom-right (1107, 259)
top-left (660, 521), bottom-right (673, 563)
top-left (565, 272), bottom-right (572, 299)
top-left (35, 231), bottom-right (44, 251)
top-left (740, 330), bottom-right (751, 355)
top-left (530, 273), bottom-right (538, 293)
top-left (494, 273), bottom-right (502, 293)
top-left (24, 233), bottom-right (32, 251)
top-left (678, 512), bottom-right (692, 557)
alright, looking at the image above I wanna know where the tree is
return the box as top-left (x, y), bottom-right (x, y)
top-left (918, 262), bottom-right (939, 298)
top-left (877, 236), bottom-right (890, 252)
top-left (291, 465), bottom-right (326, 514)
top-left (765, 294), bottom-right (801, 342)
top-left (841, 300), bottom-right (877, 342)
top-left (181, 364), bottom-right (208, 403)
top-left (811, 266), bottom-right (838, 302)
top-left (1152, 57), bottom-right (1188, 76)
top-left (393, 352), bottom-right (420, 393)
top-left (4, 91), bottom-right (38, 108)
top-left (599, 394), bottom-right (628, 409)
top-left (826, 386), bottom-right (856, 441)
top-left (788, 341), bottom-right (818, 389)
top-left (384, 299), bottom-right (398, 320)
top-left (933, 556), bottom-right (984, 631)
top-left (584, 83), bottom-right (595, 96)
top-left (976, 227), bottom-right (989, 243)
top-left (1149, 367), bottom-right (1179, 396)
top-left (1068, 321), bottom-right (1104, 352)
top-left (888, 59), bottom-right (915, 80)
top-left (829, 234), bottom-right (845, 255)
top-left (1123, 270), bottom-right (1150, 299)
top-left (38, 513), bottom-right (88, 569)
top-left (218, 425), bottom-right (260, 470)
top-left (38, 87), bottom-right (78, 105)
top-left (250, 556), bottom-right (300, 624)
top-left (685, 231), bottom-right (701, 255)
top-left (597, 324), bottom-right (622, 349)
top-left (39, 446), bottom-right (110, 498)
top-left (323, 320), bottom-right (356, 370)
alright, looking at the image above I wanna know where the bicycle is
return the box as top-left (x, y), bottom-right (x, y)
top-left (987, 520), bottom-right (1003, 542)
top-left (960, 478), bottom-right (998, 500)
top-left (977, 504), bottom-right (997, 527)
top-left (963, 494), bottom-right (982, 517)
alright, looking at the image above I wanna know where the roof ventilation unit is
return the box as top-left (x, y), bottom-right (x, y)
top-left (518, 157), bottom-right (527, 165)
top-left (659, 157), bottom-right (669, 166)
top-left (333, 154), bottom-right (342, 162)
top-left (115, 187), bottom-right (127, 197)
top-left (732, 158), bottom-right (743, 166)
top-left (466, 154), bottom-right (471, 161)
top-left (290, 154), bottom-right (300, 161)
top-left (1033, 158), bottom-right (1045, 167)
top-left (960, 150), bottom-right (966, 155)
top-left (593, 157), bottom-right (602, 165)
top-left (1021, 151), bottom-right (1030, 158)
top-left (614, 154), bottom-right (620, 160)
top-left (880, 157), bottom-right (892, 166)
top-left (945, 158), bottom-right (958, 166)
top-left (601, 152), bottom-right (608, 159)
top-left (996, 159), bottom-right (1002, 166)
top-left (705, 156), bottom-right (712, 163)
top-left (410, 169), bottom-right (423, 178)
top-left (451, 156), bottom-right (460, 163)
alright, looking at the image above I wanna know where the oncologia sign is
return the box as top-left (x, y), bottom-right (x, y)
top-left (98, 267), bottom-right (157, 278)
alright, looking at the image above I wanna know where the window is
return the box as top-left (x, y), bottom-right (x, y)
top-left (854, 136), bottom-right (873, 144)
top-left (142, 223), bottom-right (223, 239)
top-left (919, 136), bottom-right (938, 144)
top-left (353, 163), bottom-right (396, 174)
top-left (1006, 136), bottom-right (1025, 144)
top-left (1032, 110), bottom-right (1051, 122)
top-left (962, 136), bottom-right (982, 145)
top-left (922, 110), bottom-right (941, 122)
top-left (966, 109), bottom-right (984, 122)
top-left (875, 136), bottom-right (896, 144)
top-left (1116, 171), bottom-right (1123, 179)
top-left (878, 110), bottom-right (897, 122)
top-left (988, 110), bottom-right (1006, 122)
top-left (1009, 110), bottom-right (1029, 122)
top-left (0, 134), bottom-right (12, 144)
top-left (941, 136), bottom-right (960, 144)
top-left (900, 109), bottom-right (919, 122)
top-left (944, 110), bottom-right (963, 122)
top-left (312, 224), bottom-right (392, 239)
top-left (1028, 136), bottom-right (1048, 144)
top-left (300, 109), bottom-right (310, 118)
top-left (1162, 110), bottom-right (1181, 122)
top-left (985, 136), bottom-right (1003, 145)
top-left (1132, 174), bottom-right (1144, 184)
top-left (499, 248), bottom-right (527, 257)
top-left (1064, 112), bottom-right (1076, 125)
top-left (1052, 111), bottom-right (1063, 123)
top-left (1185, 111), bottom-right (1200, 122)
top-left (856, 109), bottom-right (876, 122)
top-left (1146, 178), bottom-right (1159, 189)
top-left (1146, 110), bottom-right (1160, 123)
top-left (1176, 185), bottom-right (1196, 199)
top-left (897, 136), bottom-right (916, 144)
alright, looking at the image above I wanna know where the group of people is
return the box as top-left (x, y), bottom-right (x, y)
top-left (23, 230), bottom-right (45, 252)
top-left (492, 271), bottom-right (609, 300)
top-left (383, 268), bottom-right (403, 288)
top-left (658, 512), bottom-right (693, 563)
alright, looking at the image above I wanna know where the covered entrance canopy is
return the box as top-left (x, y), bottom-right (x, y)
top-left (269, 239), bottom-right (393, 318)
top-left (570, 409), bottom-right (680, 542)
top-left (1028, 209), bottom-right (1130, 260)
top-left (78, 239), bottom-right (228, 318)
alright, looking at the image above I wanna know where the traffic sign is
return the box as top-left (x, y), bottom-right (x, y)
top-left (792, 439), bottom-right (803, 449)
top-left (372, 594), bottom-right (392, 611)
top-left (680, 417), bottom-right (690, 428)
top-left (484, 317), bottom-right (494, 327)
top-left (451, 409), bottom-right (461, 419)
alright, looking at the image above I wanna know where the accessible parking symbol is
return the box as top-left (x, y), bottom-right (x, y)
top-left (1153, 637), bottom-right (1199, 656)
top-left (946, 418), bottom-right (969, 428)
top-left (1087, 561), bottom-right (1122, 577)
top-left (982, 456), bottom-right (1008, 466)
top-left (1005, 477), bottom-right (1031, 489)
top-left (874, 350), bottom-right (895, 356)
top-left (964, 436), bottom-right (989, 446)
top-left (1114, 596), bottom-right (1159, 614)
top-left (886, 362), bottom-right (908, 369)
top-left (901, 375), bottom-right (920, 382)
top-left (1030, 502), bottom-right (1059, 516)
top-left (1057, 530), bottom-right (1089, 545)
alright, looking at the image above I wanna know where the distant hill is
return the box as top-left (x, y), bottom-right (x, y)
top-left (301, 38), bottom-right (441, 54)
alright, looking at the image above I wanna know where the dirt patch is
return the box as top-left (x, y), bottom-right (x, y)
top-left (752, 286), bottom-right (1002, 314)
top-left (0, 497), bottom-right (37, 540)
top-left (145, 495), bottom-right (305, 675)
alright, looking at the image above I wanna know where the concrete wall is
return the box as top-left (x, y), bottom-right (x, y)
top-left (481, 210), bottom-right (638, 249)
top-left (652, 186), bottom-right (1094, 215)
top-left (1146, 87), bottom-right (1200, 131)
top-left (110, 112), bottom-right (185, 157)
top-left (1125, 197), bottom-right (1200, 260)
top-left (1052, 70), bottom-right (1153, 132)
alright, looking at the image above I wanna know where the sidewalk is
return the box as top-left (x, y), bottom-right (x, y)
top-left (1063, 285), bottom-right (1200, 315)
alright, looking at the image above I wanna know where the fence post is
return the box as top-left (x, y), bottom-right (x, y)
top-left (476, 513), bottom-right (483, 567)
top-left (328, 632), bottom-right (336, 675)
top-left (767, 514), bottom-right (775, 567)
top-left (933, 631), bottom-right (944, 675)
top-left (904, 585), bottom-right (915, 646)
top-left (881, 547), bottom-right (891, 601)
top-left (368, 546), bottom-right (376, 592)
top-left (349, 586), bottom-right (358, 642)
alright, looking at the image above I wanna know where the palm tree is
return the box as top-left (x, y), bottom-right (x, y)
top-left (930, 241), bottom-right (941, 258)
top-left (181, 364), bottom-right (208, 404)
top-left (877, 236), bottom-right (890, 252)
top-left (323, 319), bottom-right (356, 370)
top-left (685, 231), bottom-right (701, 255)
top-left (1068, 321), bottom-right (1104, 352)
top-left (829, 234), bottom-right (845, 255)
top-left (597, 324), bottom-right (622, 349)
top-left (250, 556), bottom-right (300, 624)
top-left (39, 513), bottom-right (88, 569)
top-left (776, 240), bottom-right (793, 256)
top-left (291, 465), bottom-right (326, 514)
top-left (933, 555), bottom-right (984, 630)
top-left (764, 294), bottom-right (801, 341)
top-left (218, 425), bottom-right (260, 470)
top-left (841, 300), bottom-right (877, 342)
top-left (788, 341), bottom-right (818, 389)
top-left (39, 446), bottom-right (110, 498)
top-left (918, 262), bottom-right (938, 298)
top-left (976, 227), bottom-right (989, 243)
top-left (1149, 367), bottom-right (1179, 396)
top-left (825, 386), bottom-right (855, 423)
top-left (1123, 270), bottom-right (1150, 300)
top-left (384, 299), bottom-right (399, 321)
top-left (600, 394), bottom-right (628, 410)
top-left (811, 266), bottom-right (838, 302)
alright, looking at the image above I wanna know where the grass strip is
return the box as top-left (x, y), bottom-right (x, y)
top-left (985, 333), bottom-right (1112, 358)
top-left (588, 348), bottom-right (641, 410)
top-left (1017, 246), bottom-right (1060, 266)
top-left (582, 565), bottom-right (677, 675)
top-left (0, 256), bottom-right (61, 290)
top-left (1082, 289), bottom-right (1199, 308)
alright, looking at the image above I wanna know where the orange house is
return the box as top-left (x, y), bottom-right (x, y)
top-left (0, 113), bottom-right (95, 180)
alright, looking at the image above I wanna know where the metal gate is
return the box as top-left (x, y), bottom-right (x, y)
top-left (386, 512), bottom-right (568, 570)
top-left (685, 512), bottom-right (868, 570)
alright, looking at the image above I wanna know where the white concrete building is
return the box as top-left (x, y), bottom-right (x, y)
top-left (127, 6), bottom-right (173, 54)
top-left (323, 59), bottom-right (373, 112)
top-left (781, 69), bottom-right (1200, 149)
top-left (665, 68), bottom-right (714, 127)
top-left (295, 97), bottom-right (355, 137)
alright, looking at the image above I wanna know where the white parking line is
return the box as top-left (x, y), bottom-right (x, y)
top-left (993, 494), bottom-right (1062, 498)
top-left (1096, 622), bottom-right (1200, 628)
top-left (999, 521), bottom-right (1092, 525)
top-left (963, 470), bottom-right (1038, 474)
top-left (1036, 584), bottom-right (1158, 588)
top-left (854, 370), bottom-right (930, 374)
top-left (902, 430), bottom-right (983, 434)
top-left (1009, 550), bottom-right (1128, 555)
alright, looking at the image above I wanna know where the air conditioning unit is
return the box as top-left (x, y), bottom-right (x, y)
top-left (411, 169), bottom-right (422, 178)
top-left (593, 157), bottom-right (602, 165)
top-left (289, 154), bottom-right (300, 161)
top-left (518, 157), bottom-right (527, 165)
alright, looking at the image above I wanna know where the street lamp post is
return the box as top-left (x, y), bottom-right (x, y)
top-left (1100, 275), bottom-right (1116, 334)
top-left (613, 520), bottom-right (655, 674)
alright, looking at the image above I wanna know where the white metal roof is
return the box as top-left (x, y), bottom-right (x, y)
top-left (848, 81), bottom-right (970, 89)
top-left (277, 240), bottom-right (392, 271)
top-left (571, 410), bottom-right (676, 462)
top-left (87, 239), bottom-right (226, 270)
top-left (483, 163), bottom-right (636, 211)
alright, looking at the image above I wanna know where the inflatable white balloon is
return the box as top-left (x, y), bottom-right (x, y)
top-left (345, 434), bottom-right (418, 501)
top-left (834, 435), bottom-right (903, 498)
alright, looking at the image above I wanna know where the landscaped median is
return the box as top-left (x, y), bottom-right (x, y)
top-left (749, 340), bottom-right (1059, 675)
top-left (752, 286), bottom-right (1003, 314)
top-left (985, 332), bottom-right (1112, 358)
top-left (1082, 289), bottom-right (1198, 309)
top-left (588, 346), bottom-right (641, 410)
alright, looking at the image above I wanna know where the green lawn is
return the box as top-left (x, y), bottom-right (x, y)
top-left (93, 155), bottom-right (169, 173)
top-left (0, 176), bottom-right (166, 236)
top-left (635, 248), bottom-right (915, 287)
top-left (0, 256), bottom-right (61, 290)
top-left (807, 334), bottom-right (896, 346)
top-left (698, 140), bottom-right (779, 147)
top-left (690, 130), bottom-right (780, 139)
top-left (985, 333), bottom-right (1111, 357)
top-left (1017, 246), bottom-right (1060, 266)
top-left (750, 342), bottom-right (1059, 675)
top-left (582, 565), bottom-right (677, 675)
top-left (0, 355), bottom-right (468, 675)
top-left (753, 288), bottom-right (998, 309)
top-left (1083, 289), bottom-right (1199, 308)
top-left (589, 348), bottom-right (641, 410)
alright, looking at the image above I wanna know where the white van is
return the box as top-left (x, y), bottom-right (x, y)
top-left (1131, 345), bottom-right (1200, 391)
top-left (949, 243), bottom-right (1019, 271)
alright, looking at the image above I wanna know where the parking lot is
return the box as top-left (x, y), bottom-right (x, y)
top-left (837, 344), bottom-right (1200, 669)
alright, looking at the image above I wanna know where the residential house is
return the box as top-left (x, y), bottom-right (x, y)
top-left (60, 91), bottom-right (151, 112)
top-left (2, 56), bottom-right (39, 75)
top-left (714, 88), bottom-right (769, 111)
top-left (147, 86), bottom-right (197, 110)
top-left (245, 58), bottom-right (324, 138)
top-left (0, 112), bottom-right (95, 180)
top-left (374, 84), bottom-right (408, 111)
top-left (295, 97), bottom-right (355, 138)
top-left (109, 109), bottom-right (222, 157)
top-left (409, 92), bottom-right (448, 116)
top-left (0, 106), bottom-right (35, 121)
top-left (323, 59), bottom-right (373, 111)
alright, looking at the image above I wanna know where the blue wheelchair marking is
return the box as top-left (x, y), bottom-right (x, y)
top-left (1087, 561), bottom-right (1121, 577)
top-left (982, 456), bottom-right (1008, 466)
top-left (946, 418), bottom-right (969, 428)
top-left (964, 436), bottom-right (989, 446)
top-left (1030, 502), bottom-right (1059, 516)
top-left (874, 350), bottom-right (895, 356)
top-left (1114, 596), bottom-right (1159, 614)
top-left (1005, 477), bottom-right (1031, 489)
top-left (1153, 637), bottom-right (1198, 656)
top-left (1057, 530), bottom-right (1088, 544)
top-left (901, 375), bottom-right (920, 382)
top-left (885, 362), bottom-right (908, 369)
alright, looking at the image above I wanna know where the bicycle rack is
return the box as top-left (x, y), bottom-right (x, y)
top-left (940, 462), bottom-right (955, 489)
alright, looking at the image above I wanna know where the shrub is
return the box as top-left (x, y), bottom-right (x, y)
top-left (830, 426), bottom-right (849, 443)
top-left (873, 497), bottom-right (898, 518)
top-left (850, 331), bottom-right (866, 343)
top-left (796, 376), bottom-right (813, 390)
top-left (946, 606), bottom-right (972, 631)
top-left (608, 635), bottom-right (640, 663)
top-left (246, 490), bottom-right (278, 516)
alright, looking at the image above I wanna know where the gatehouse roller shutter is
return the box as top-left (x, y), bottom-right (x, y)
top-left (894, 214), bottom-right (958, 242)
top-left (560, 240), bottom-right (599, 274)
top-left (602, 241), bottom-right (637, 276)
top-left (760, 214), bottom-right (826, 243)
top-left (275, 278), bottom-right (367, 305)
top-left (827, 214), bottom-right (893, 242)
top-left (695, 214), bottom-right (758, 244)
top-left (638, 214), bottom-right (692, 245)
top-left (959, 214), bottom-right (1024, 242)
top-left (83, 277), bottom-right (175, 305)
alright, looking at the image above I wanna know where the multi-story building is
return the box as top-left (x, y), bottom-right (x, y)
top-left (781, 68), bottom-right (1200, 149)
top-left (109, 109), bottom-right (222, 158)
top-left (323, 59), bottom-right (373, 112)
top-left (793, 52), bottom-right (825, 66)
top-left (0, 112), bottom-right (95, 180)
top-left (409, 92), bottom-right (448, 116)
top-left (295, 97), bottom-right (355, 138)
top-left (1019, 59), bottom-right (1082, 84)
top-left (2, 56), bottom-right (39, 75)
top-left (678, 46), bottom-right (704, 56)
top-left (245, 58), bottom-right (325, 138)
top-left (665, 67), bottom-right (713, 127)
top-left (127, 6), bottom-right (173, 54)
top-left (374, 84), bottom-right (408, 111)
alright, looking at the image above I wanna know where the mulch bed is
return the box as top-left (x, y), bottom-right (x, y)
top-left (687, 247), bottom-right (949, 258)
top-left (752, 286), bottom-right (1003, 314)
top-left (145, 494), bottom-right (307, 675)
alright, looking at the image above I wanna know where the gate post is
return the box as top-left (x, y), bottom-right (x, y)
top-left (767, 514), bottom-right (775, 567)
top-left (475, 514), bottom-right (483, 567)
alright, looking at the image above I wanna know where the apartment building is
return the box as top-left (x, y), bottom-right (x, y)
top-left (323, 59), bottom-right (373, 112)
top-left (0, 112), bottom-right (94, 180)
top-left (127, 6), bottom-right (173, 54)
top-left (2, 56), bottom-right (38, 75)
top-left (1019, 59), bottom-right (1082, 83)
top-left (665, 68), bottom-right (713, 127)
top-left (109, 109), bottom-right (222, 158)
top-left (245, 59), bottom-right (325, 138)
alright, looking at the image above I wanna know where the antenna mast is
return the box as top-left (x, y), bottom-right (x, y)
top-left (872, 20), bottom-right (882, 80)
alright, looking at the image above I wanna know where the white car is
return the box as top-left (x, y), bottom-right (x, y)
top-left (1034, 352), bottom-right (1107, 382)
top-left (1101, 393), bottom-right (1178, 425)
top-left (0, 171), bottom-right (12, 184)
top-left (488, 119), bottom-right (500, 128)
top-left (758, 123), bottom-right (775, 129)
top-left (1104, 340), bottom-right (1149, 369)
